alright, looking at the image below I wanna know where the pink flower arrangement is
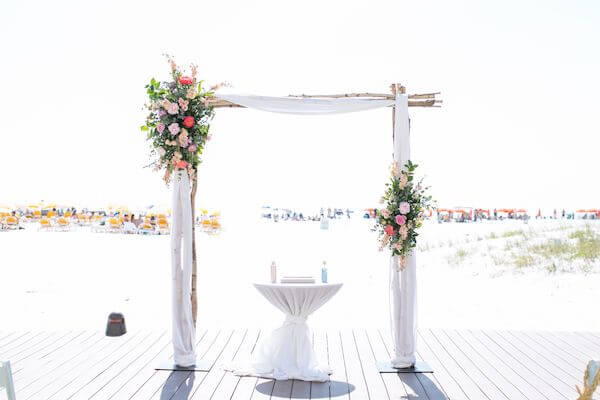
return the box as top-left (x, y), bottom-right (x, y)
top-left (168, 123), bottom-right (180, 135)
top-left (374, 160), bottom-right (433, 269)
top-left (183, 116), bottom-right (195, 128)
top-left (399, 201), bottom-right (410, 215)
top-left (384, 225), bottom-right (395, 236)
top-left (178, 76), bottom-right (193, 85)
top-left (175, 160), bottom-right (188, 169)
top-left (178, 98), bottom-right (189, 112)
top-left (141, 55), bottom-right (218, 185)
top-left (167, 102), bottom-right (179, 115)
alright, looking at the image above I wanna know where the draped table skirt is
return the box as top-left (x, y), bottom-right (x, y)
top-left (226, 283), bottom-right (342, 381)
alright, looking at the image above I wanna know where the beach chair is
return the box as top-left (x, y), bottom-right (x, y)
top-left (108, 217), bottom-right (123, 233)
top-left (56, 217), bottom-right (71, 231)
top-left (33, 209), bottom-right (41, 219)
top-left (39, 217), bottom-right (53, 231)
top-left (77, 214), bottom-right (89, 226)
top-left (4, 216), bottom-right (19, 230)
top-left (47, 210), bottom-right (56, 218)
top-left (64, 210), bottom-right (72, 218)
top-left (157, 218), bottom-right (169, 234)
top-left (210, 219), bottom-right (221, 231)
top-left (138, 222), bottom-right (155, 234)
top-left (0, 361), bottom-right (16, 400)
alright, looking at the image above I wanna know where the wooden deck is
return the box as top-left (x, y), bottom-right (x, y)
top-left (1, 328), bottom-right (598, 399)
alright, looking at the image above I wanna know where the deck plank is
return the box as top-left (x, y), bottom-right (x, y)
top-left (442, 330), bottom-right (528, 400)
top-left (338, 330), bottom-right (369, 400)
top-left (326, 330), bottom-right (350, 400)
top-left (185, 329), bottom-right (248, 399)
top-left (10, 331), bottom-right (76, 366)
top-left (310, 329), bottom-right (330, 400)
top-left (36, 331), bottom-right (152, 399)
top-left (16, 331), bottom-right (132, 399)
top-left (469, 330), bottom-right (566, 400)
top-left (377, 329), bottom-right (448, 400)
top-left (520, 331), bottom-right (587, 370)
top-left (351, 330), bottom-right (390, 400)
top-left (419, 329), bottom-right (486, 400)
top-left (86, 330), bottom-right (171, 399)
top-left (365, 329), bottom-right (412, 399)
top-left (13, 331), bottom-right (103, 383)
top-left (529, 331), bottom-right (590, 365)
top-left (506, 331), bottom-right (582, 380)
top-left (485, 330), bottom-right (576, 398)
top-left (127, 328), bottom-right (223, 399)
top-left (0, 331), bottom-right (44, 356)
top-left (0, 331), bottom-right (33, 352)
top-left (10, 331), bottom-right (88, 381)
top-left (68, 331), bottom-right (168, 399)
top-left (228, 330), bottom-right (263, 400)
top-left (1, 331), bottom-right (60, 362)
top-left (430, 329), bottom-right (509, 400)
top-left (211, 329), bottom-right (260, 399)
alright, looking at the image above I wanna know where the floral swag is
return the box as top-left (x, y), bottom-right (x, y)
top-left (374, 160), bottom-right (433, 270)
top-left (140, 55), bottom-right (225, 184)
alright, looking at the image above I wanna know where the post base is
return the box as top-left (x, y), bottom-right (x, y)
top-left (155, 359), bottom-right (213, 371)
top-left (377, 360), bottom-right (433, 373)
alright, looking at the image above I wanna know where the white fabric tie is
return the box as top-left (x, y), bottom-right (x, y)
top-left (284, 315), bottom-right (307, 325)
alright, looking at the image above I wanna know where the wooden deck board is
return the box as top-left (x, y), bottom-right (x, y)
top-left (2, 328), bottom-right (597, 400)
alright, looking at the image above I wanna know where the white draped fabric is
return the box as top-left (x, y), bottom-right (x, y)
top-left (171, 170), bottom-right (196, 366)
top-left (228, 283), bottom-right (342, 381)
top-left (391, 93), bottom-right (417, 368)
top-left (216, 94), bottom-right (394, 115)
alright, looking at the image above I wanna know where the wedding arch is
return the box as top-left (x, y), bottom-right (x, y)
top-left (142, 72), bottom-right (441, 369)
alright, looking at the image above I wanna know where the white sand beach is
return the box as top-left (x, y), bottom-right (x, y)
top-left (1, 217), bottom-right (598, 333)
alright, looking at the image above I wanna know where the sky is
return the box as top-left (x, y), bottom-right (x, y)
top-left (1, 0), bottom-right (599, 213)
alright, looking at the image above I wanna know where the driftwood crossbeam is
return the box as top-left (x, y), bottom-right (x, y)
top-left (208, 84), bottom-right (442, 108)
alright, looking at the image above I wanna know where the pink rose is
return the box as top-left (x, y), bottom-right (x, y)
top-left (188, 144), bottom-right (197, 153)
top-left (381, 209), bottom-right (390, 218)
top-left (399, 201), bottom-right (410, 215)
top-left (178, 98), bottom-right (189, 111)
top-left (395, 215), bottom-right (407, 225)
top-left (156, 123), bottom-right (165, 133)
top-left (167, 102), bottom-right (179, 115)
top-left (384, 225), bottom-right (395, 236)
top-left (168, 123), bottom-right (180, 135)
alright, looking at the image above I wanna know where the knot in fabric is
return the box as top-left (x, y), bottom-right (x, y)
top-left (284, 315), bottom-right (307, 324)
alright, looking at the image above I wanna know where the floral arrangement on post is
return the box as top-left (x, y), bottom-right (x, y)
top-left (374, 160), bottom-right (433, 270)
top-left (140, 55), bottom-right (225, 324)
top-left (140, 55), bottom-right (225, 184)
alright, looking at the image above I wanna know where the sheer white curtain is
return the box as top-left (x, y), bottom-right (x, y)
top-left (171, 170), bottom-right (196, 366)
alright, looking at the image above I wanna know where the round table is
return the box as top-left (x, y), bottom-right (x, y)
top-left (236, 282), bottom-right (342, 381)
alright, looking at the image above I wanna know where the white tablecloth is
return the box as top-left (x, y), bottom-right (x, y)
top-left (228, 283), bottom-right (342, 381)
